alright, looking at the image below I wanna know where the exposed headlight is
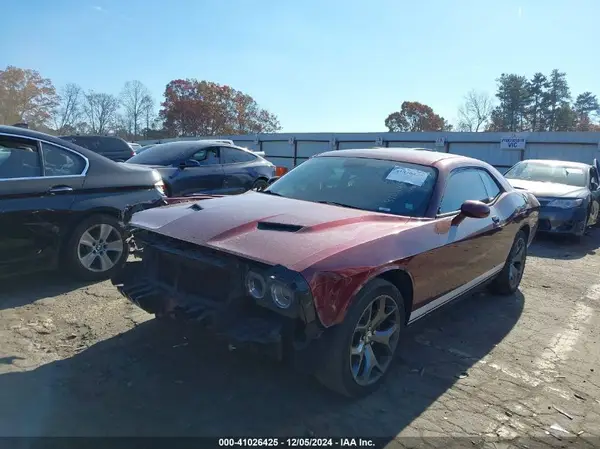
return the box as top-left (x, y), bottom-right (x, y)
top-left (270, 281), bottom-right (294, 309)
top-left (547, 198), bottom-right (583, 208)
top-left (246, 271), bottom-right (266, 299)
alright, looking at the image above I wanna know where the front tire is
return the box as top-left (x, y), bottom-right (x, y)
top-left (314, 279), bottom-right (405, 398)
top-left (63, 214), bottom-right (128, 281)
top-left (489, 230), bottom-right (527, 295)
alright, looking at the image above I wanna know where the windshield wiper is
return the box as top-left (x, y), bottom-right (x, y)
top-left (317, 201), bottom-right (363, 210)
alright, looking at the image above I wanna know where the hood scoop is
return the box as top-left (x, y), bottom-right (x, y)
top-left (188, 203), bottom-right (203, 211)
top-left (256, 221), bottom-right (304, 232)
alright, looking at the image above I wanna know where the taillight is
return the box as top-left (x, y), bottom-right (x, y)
top-left (275, 166), bottom-right (288, 177)
top-left (154, 180), bottom-right (167, 196)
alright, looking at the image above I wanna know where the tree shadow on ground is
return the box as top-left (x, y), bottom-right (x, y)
top-left (0, 272), bottom-right (95, 311)
top-left (0, 288), bottom-right (524, 440)
top-left (528, 227), bottom-right (600, 261)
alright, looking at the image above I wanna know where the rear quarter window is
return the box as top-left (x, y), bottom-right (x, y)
top-left (221, 147), bottom-right (258, 164)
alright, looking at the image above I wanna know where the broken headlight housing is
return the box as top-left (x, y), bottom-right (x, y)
top-left (245, 270), bottom-right (295, 309)
top-left (245, 265), bottom-right (314, 320)
top-left (246, 270), bottom-right (267, 300)
top-left (270, 281), bottom-right (294, 309)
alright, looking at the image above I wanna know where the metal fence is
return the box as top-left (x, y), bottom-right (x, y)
top-left (137, 131), bottom-right (600, 173)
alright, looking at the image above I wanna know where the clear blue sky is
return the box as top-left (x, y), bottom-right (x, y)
top-left (1, 0), bottom-right (597, 132)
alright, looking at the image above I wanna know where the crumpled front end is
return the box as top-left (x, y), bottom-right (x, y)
top-left (121, 197), bottom-right (169, 255)
top-left (111, 229), bottom-right (321, 360)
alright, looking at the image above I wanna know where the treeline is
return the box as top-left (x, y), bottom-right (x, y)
top-left (385, 69), bottom-right (600, 133)
top-left (2, 65), bottom-right (598, 138)
top-left (0, 65), bottom-right (281, 141)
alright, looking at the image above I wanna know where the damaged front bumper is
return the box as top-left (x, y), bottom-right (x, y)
top-left (111, 231), bottom-right (322, 360)
top-left (537, 206), bottom-right (588, 236)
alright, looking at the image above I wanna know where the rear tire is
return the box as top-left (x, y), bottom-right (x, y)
top-left (489, 230), bottom-right (527, 295)
top-left (252, 178), bottom-right (268, 191)
top-left (314, 278), bottom-right (405, 398)
top-left (63, 214), bottom-right (128, 281)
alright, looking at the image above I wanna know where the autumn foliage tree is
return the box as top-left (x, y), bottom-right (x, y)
top-left (0, 65), bottom-right (58, 127)
top-left (385, 101), bottom-right (452, 132)
top-left (159, 79), bottom-right (281, 137)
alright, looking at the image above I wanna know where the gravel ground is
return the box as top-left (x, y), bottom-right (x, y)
top-left (0, 230), bottom-right (599, 448)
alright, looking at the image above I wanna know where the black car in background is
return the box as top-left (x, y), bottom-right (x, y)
top-left (59, 135), bottom-right (135, 162)
top-left (505, 159), bottom-right (600, 238)
top-left (126, 140), bottom-right (276, 196)
top-left (0, 125), bottom-right (167, 280)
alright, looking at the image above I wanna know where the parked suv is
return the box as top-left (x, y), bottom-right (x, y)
top-left (0, 125), bottom-right (166, 280)
top-left (59, 135), bottom-right (135, 162)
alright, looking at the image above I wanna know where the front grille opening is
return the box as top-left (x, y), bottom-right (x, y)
top-left (178, 262), bottom-right (232, 300)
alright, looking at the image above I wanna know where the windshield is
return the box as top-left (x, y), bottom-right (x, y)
top-left (265, 156), bottom-right (437, 217)
top-left (505, 161), bottom-right (587, 187)
top-left (127, 142), bottom-right (196, 165)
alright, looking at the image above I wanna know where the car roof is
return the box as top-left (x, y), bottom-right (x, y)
top-left (316, 147), bottom-right (479, 168)
top-left (0, 125), bottom-right (119, 166)
top-left (520, 159), bottom-right (591, 169)
top-left (148, 140), bottom-right (255, 153)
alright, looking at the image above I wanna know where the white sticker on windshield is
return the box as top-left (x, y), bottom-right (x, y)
top-left (566, 168), bottom-right (583, 174)
top-left (385, 166), bottom-right (429, 186)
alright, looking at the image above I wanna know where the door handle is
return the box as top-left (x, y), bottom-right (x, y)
top-left (48, 186), bottom-right (73, 194)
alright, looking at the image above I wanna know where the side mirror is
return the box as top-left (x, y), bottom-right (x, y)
top-left (267, 176), bottom-right (281, 186)
top-left (460, 200), bottom-right (491, 218)
top-left (451, 200), bottom-right (490, 226)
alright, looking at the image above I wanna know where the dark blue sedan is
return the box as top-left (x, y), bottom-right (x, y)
top-left (505, 159), bottom-right (600, 238)
top-left (126, 140), bottom-right (276, 196)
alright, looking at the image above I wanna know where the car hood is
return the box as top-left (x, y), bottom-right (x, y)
top-left (506, 179), bottom-right (588, 198)
top-left (129, 191), bottom-right (421, 271)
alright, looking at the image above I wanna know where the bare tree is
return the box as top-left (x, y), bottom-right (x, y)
top-left (52, 83), bottom-right (82, 134)
top-left (120, 80), bottom-right (153, 138)
top-left (457, 90), bottom-right (494, 132)
top-left (82, 91), bottom-right (118, 134)
top-left (140, 95), bottom-right (155, 137)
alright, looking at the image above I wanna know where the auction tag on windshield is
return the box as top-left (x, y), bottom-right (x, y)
top-left (386, 166), bottom-right (429, 186)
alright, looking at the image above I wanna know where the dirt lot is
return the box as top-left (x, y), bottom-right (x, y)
top-left (1, 231), bottom-right (600, 447)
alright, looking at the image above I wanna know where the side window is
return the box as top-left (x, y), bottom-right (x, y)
top-left (191, 147), bottom-right (219, 165)
top-left (41, 143), bottom-right (86, 176)
top-left (221, 147), bottom-right (256, 164)
top-left (439, 169), bottom-right (489, 214)
top-left (0, 137), bottom-right (42, 179)
top-left (478, 170), bottom-right (502, 202)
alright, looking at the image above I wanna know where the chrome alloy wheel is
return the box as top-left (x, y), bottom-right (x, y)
top-left (349, 294), bottom-right (401, 386)
top-left (77, 223), bottom-right (124, 273)
top-left (508, 237), bottom-right (526, 290)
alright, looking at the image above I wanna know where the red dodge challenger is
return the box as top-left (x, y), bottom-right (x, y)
top-left (113, 148), bottom-right (540, 397)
